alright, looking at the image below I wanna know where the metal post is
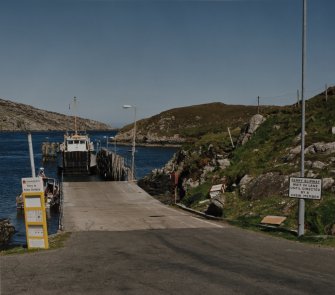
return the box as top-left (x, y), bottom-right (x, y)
top-left (131, 107), bottom-right (137, 181)
top-left (227, 127), bottom-right (235, 148)
top-left (123, 104), bottom-right (137, 181)
top-left (325, 84), bottom-right (328, 102)
top-left (297, 89), bottom-right (300, 107)
top-left (28, 132), bottom-right (36, 177)
top-left (73, 96), bottom-right (77, 134)
top-left (257, 96), bottom-right (260, 114)
top-left (298, 0), bottom-right (307, 237)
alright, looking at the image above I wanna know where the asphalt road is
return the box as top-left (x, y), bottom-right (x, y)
top-left (1, 182), bottom-right (335, 294)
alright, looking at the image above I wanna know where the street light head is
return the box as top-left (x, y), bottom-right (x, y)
top-left (123, 105), bottom-right (132, 109)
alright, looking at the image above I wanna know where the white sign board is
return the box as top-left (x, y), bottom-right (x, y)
top-left (28, 238), bottom-right (45, 248)
top-left (289, 177), bottom-right (322, 200)
top-left (25, 196), bottom-right (42, 208)
top-left (28, 225), bottom-right (44, 237)
top-left (22, 177), bottom-right (44, 193)
top-left (26, 210), bottom-right (43, 223)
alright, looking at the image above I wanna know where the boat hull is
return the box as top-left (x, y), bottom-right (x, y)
top-left (58, 151), bottom-right (96, 175)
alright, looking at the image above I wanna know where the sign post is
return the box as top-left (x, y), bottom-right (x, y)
top-left (289, 177), bottom-right (322, 200)
top-left (22, 177), bottom-right (49, 249)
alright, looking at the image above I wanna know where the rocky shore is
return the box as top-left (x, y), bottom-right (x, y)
top-left (0, 218), bottom-right (15, 247)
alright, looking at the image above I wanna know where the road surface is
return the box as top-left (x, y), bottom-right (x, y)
top-left (1, 181), bottom-right (334, 294)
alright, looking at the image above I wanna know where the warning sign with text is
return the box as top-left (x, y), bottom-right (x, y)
top-left (22, 177), bottom-right (43, 193)
top-left (289, 177), bottom-right (322, 200)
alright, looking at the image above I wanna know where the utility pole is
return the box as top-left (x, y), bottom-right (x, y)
top-left (298, 0), bottom-right (307, 237)
top-left (325, 84), bottom-right (328, 102)
top-left (73, 96), bottom-right (77, 134)
top-left (257, 96), bottom-right (260, 114)
top-left (297, 89), bottom-right (300, 107)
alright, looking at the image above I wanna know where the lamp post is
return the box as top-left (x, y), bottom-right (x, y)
top-left (298, 0), bottom-right (307, 237)
top-left (123, 104), bottom-right (137, 181)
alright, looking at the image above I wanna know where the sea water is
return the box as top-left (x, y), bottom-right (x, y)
top-left (0, 131), bottom-right (177, 245)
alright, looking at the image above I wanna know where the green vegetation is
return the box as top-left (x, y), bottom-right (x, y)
top-left (181, 182), bottom-right (212, 207)
top-left (176, 92), bottom-right (335, 239)
top-left (121, 102), bottom-right (281, 140)
top-left (224, 94), bottom-right (335, 183)
top-left (0, 232), bottom-right (71, 256)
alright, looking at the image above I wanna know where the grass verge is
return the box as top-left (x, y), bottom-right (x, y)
top-left (0, 232), bottom-right (71, 256)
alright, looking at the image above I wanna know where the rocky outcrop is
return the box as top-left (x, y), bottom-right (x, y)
top-left (137, 171), bottom-right (174, 198)
top-left (0, 218), bottom-right (15, 246)
top-left (305, 142), bottom-right (335, 155)
top-left (239, 172), bottom-right (289, 200)
top-left (115, 130), bottom-right (186, 146)
top-left (238, 173), bottom-right (335, 200)
top-left (237, 114), bottom-right (266, 145)
top-left (205, 196), bottom-right (224, 217)
top-left (0, 98), bottom-right (111, 131)
top-left (287, 142), bottom-right (335, 161)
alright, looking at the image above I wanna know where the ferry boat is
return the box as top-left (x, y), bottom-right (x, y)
top-left (58, 132), bottom-right (97, 175)
top-left (57, 97), bottom-right (97, 175)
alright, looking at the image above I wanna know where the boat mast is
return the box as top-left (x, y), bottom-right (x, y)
top-left (73, 96), bottom-right (77, 134)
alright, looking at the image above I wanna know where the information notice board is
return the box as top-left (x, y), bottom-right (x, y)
top-left (289, 177), bottom-right (322, 200)
top-left (22, 177), bottom-right (49, 249)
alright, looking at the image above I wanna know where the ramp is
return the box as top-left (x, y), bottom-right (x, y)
top-left (62, 181), bottom-right (223, 232)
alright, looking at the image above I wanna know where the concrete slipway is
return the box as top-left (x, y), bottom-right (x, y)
top-left (62, 181), bottom-right (224, 232)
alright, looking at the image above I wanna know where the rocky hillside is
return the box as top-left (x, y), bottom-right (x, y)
top-left (116, 102), bottom-right (282, 145)
top-left (139, 87), bottom-right (335, 236)
top-left (0, 98), bottom-right (111, 131)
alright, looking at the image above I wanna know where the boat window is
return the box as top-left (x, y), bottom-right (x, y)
top-left (80, 140), bottom-right (85, 144)
top-left (74, 140), bottom-right (79, 144)
top-left (68, 140), bottom-right (73, 144)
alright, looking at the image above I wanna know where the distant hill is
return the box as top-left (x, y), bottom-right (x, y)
top-left (0, 98), bottom-right (111, 131)
top-left (116, 102), bottom-right (283, 145)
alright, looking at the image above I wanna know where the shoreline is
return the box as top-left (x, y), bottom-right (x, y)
top-left (111, 141), bottom-right (182, 148)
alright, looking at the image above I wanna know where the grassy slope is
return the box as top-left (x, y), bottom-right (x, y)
top-left (184, 93), bottom-right (335, 236)
top-left (225, 93), bottom-right (335, 181)
top-left (121, 102), bottom-right (282, 139)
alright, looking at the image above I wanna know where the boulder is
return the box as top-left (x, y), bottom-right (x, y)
top-left (239, 174), bottom-right (254, 197)
top-left (183, 178), bottom-right (200, 190)
top-left (0, 218), bottom-right (15, 246)
top-left (241, 172), bottom-right (289, 200)
top-left (237, 114), bottom-right (266, 145)
top-left (305, 142), bottom-right (335, 155)
top-left (217, 158), bottom-right (230, 170)
top-left (331, 224), bottom-right (335, 236)
top-left (137, 173), bottom-right (174, 197)
top-left (312, 161), bottom-right (327, 170)
top-left (205, 197), bottom-right (224, 217)
top-left (248, 114), bottom-right (266, 134)
top-left (307, 170), bottom-right (317, 178)
top-left (322, 178), bottom-right (335, 190)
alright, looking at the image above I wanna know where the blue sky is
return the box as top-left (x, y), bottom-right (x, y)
top-left (0, 0), bottom-right (334, 127)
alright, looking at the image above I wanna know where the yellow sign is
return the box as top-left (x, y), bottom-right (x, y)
top-left (23, 192), bottom-right (49, 249)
